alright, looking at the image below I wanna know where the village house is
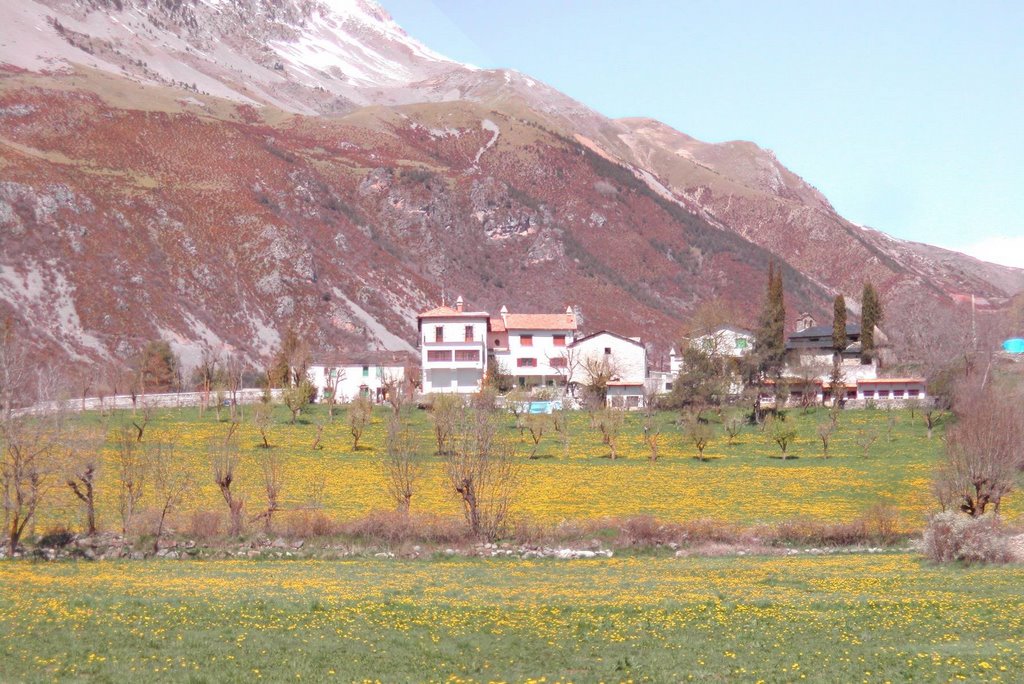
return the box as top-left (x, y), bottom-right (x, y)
top-left (784, 313), bottom-right (878, 383)
top-left (669, 325), bottom-right (754, 375)
top-left (568, 330), bottom-right (648, 408)
top-left (417, 297), bottom-right (491, 394)
top-left (416, 298), bottom-right (649, 406)
top-left (489, 305), bottom-right (579, 388)
top-left (307, 351), bottom-right (412, 403)
top-left (659, 325), bottom-right (755, 394)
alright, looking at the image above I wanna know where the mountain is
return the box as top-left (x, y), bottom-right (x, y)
top-left (1, 0), bottom-right (1021, 373)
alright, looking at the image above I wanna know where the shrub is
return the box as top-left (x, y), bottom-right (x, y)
top-left (188, 510), bottom-right (223, 540)
top-left (922, 512), bottom-right (1012, 564)
top-left (283, 510), bottom-right (341, 539)
top-left (37, 527), bottom-right (75, 549)
top-left (341, 511), bottom-right (469, 545)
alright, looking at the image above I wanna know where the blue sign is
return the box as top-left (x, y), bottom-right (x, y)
top-left (1003, 338), bottom-right (1024, 354)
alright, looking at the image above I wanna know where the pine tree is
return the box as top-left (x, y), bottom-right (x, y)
top-left (861, 283), bottom-right (882, 359)
top-left (832, 294), bottom-right (848, 351)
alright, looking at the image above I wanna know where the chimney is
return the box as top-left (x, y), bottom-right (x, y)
top-left (499, 304), bottom-right (508, 324)
top-left (455, 295), bottom-right (464, 313)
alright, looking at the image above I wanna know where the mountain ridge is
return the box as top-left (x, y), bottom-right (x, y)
top-left (0, 0), bottom-right (1020, 373)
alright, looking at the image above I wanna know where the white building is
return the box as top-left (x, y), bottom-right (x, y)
top-left (489, 305), bottom-right (578, 388)
top-left (785, 314), bottom-right (878, 383)
top-left (568, 330), bottom-right (648, 408)
top-left (307, 351), bottom-right (411, 403)
top-left (417, 297), bottom-right (491, 394)
top-left (670, 325), bottom-right (754, 375)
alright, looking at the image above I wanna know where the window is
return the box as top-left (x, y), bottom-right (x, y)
top-left (846, 389), bottom-right (857, 399)
top-left (894, 389), bottom-right (905, 398)
top-left (517, 358), bottom-right (537, 368)
top-left (493, 338), bottom-right (501, 347)
top-left (427, 350), bottom-right (452, 363)
top-left (520, 334), bottom-right (533, 347)
top-left (604, 347), bottom-right (612, 355)
top-left (434, 326), bottom-right (443, 343)
top-left (550, 357), bottom-right (566, 368)
top-left (878, 390), bottom-right (890, 398)
top-left (362, 365), bottom-right (369, 377)
top-left (553, 335), bottom-right (566, 347)
top-left (665, 382), bottom-right (673, 391)
top-left (863, 390), bottom-right (875, 398)
top-left (464, 325), bottom-right (474, 342)
top-left (454, 349), bottom-right (480, 362)
top-left (909, 389), bottom-right (920, 397)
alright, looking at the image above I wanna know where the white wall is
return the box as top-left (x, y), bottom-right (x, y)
top-left (570, 333), bottom-right (647, 385)
top-left (495, 329), bottom-right (574, 384)
top-left (420, 315), bottom-right (489, 395)
top-left (422, 367), bottom-right (484, 394)
top-left (308, 364), bottom-right (405, 403)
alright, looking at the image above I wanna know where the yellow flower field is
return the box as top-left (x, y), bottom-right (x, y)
top-left (37, 405), bottom-right (994, 533)
top-left (1, 554), bottom-right (1022, 681)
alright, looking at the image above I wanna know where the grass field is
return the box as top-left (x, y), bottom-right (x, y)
top-left (39, 404), bottom-right (966, 534)
top-left (1, 554), bottom-right (1022, 682)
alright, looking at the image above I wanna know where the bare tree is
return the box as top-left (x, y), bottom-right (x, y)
top-left (855, 428), bottom-right (879, 459)
top-left (131, 402), bottom-right (153, 442)
top-left (549, 345), bottom-right (582, 391)
top-left (641, 411), bottom-right (663, 461)
top-left (922, 406), bottom-right (940, 440)
top-left (506, 388), bottom-right (530, 438)
top-left (148, 439), bottom-right (192, 552)
top-left (933, 386), bottom-right (1024, 516)
top-left (445, 408), bottom-right (520, 541)
top-left (524, 412), bottom-right (549, 459)
top-left (209, 433), bottom-right (244, 536)
top-left (223, 351), bottom-right (248, 422)
top-left (251, 452), bottom-right (284, 533)
top-left (0, 321), bottom-right (31, 423)
top-left (381, 370), bottom-right (408, 415)
top-left (684, 415), bottom-right (714, 461)
top-left (723, 416), bottom-right (742, 445)
top-left (596, 408), bottom-right (625, 459)
top-left (431, 393), bottom-right (463, 455)
top-left (114, 425), bottom-right (146, 535)
top-left (381, 413), bottom-right (423, 515)
top-left (817, 421), bottom-right (835, 457)
top-left (579, 354), bottom-right (620, 406)
top-left (347, 395), bottom-right (373, 450)
top-left (885, 404), bottom-right (898, 442)
top-left (251, 403), bottom-right (273, 449)
top-left (767, 418), bottom-right (797, 459)
top-left (550, 408), bottom-right (571, 458)
top-left (65, 426), bottom-right (107, 536)
top-left (194, 348), bottom-right (220, 417)
top-left (321, 367), bottom-right (342, 421)
top-left (283, 378), bottom-right (313, 424)
top-left (310, 418), bottom-right (325, 451)
top-left (2, 413), bottom-right (63, 554)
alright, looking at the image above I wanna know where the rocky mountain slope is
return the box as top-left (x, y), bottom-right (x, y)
top-left (0, 0), bottom-right (1020, 372)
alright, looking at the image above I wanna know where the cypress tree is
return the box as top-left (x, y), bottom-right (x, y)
top-left (832, 294), bottom-right (848, 351)
top-left (861, 282), bottom-right (882, 359)
top-left (755, 262), bottom-right (786, 376)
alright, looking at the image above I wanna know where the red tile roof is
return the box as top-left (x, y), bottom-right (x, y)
top-left (489, 317), bottom-right (507, 332)
top-left (502, 313), bottom-right (577, 331)
top-left (418, 306), bottom-right (489, 319)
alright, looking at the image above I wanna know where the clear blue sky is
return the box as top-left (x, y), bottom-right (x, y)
top-left (385, 0), bottom-right (1024, 268)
